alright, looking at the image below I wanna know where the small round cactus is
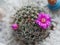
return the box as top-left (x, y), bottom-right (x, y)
top-left (11, 6), bottom-right (53, 45)
top-left (48, 0), bottom-right (57, 5)
top-left (48, 0), bottom-right (60, 10)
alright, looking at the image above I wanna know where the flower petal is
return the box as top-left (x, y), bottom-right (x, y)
top-left (46, 21), bottom-right (51, 26)
top-left (45, 14), bottom-right (51, 20)
top-left (41, 24), bottom-right (48, 29)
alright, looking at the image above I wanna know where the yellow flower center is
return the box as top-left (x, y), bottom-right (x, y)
top-left (41, 18), bottom-right (46, 23)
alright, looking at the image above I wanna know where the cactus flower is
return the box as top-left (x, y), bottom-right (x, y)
top-left (35, 12), bottom-right (51, 29)
top-left (11, 23), bottom-right (18, 30)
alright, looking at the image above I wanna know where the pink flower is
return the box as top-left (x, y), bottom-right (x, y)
top-left (35, 12), bottom-right (51, 29)
top-left (11, 23), bottom-right (18, 30)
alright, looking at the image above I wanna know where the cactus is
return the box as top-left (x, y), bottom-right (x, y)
top-left (12, 6), bottom-right (53, 45)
